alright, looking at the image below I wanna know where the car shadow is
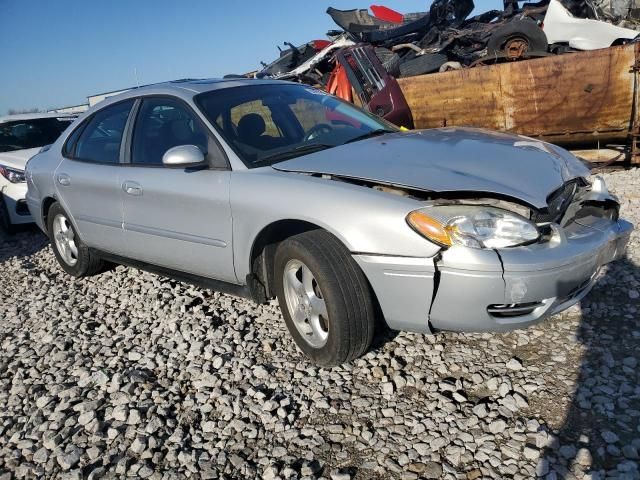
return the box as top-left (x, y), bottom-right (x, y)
top-left (0, 225), bottom-right (48, 263)
top-left (540, 256), bottom-right (640, 478)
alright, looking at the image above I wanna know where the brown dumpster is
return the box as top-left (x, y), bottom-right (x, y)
top-left (398, 44), bottom-right (639, 152)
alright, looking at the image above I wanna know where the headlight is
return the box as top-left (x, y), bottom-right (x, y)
top-left (0, 165), bottom-right (26, 183)
top-left (407, 205), bottom-right (540, 249)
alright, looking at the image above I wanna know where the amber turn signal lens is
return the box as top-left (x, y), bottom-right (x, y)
top-left (407, 211), bottom-right (452, 247)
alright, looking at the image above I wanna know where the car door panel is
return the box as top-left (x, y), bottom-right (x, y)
top-left (121, 96), bottom-right (236, 283)
top-left (54, 159), bottom-right (124, 252)
top-left (53, 100), bottom-right (134, 253)
top-left (121, 168), bottom-right (235, 282)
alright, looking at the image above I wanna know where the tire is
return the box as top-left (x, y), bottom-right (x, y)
top-left (399, 53), bottom-right (448, 78)
top-left (0, 195), bottom-right (16, 235)
top-left (486, 20), bottom-right (548, 59)
top-left (274, 230), bottom-right (375, 366)
top-left (47, 202), bottom-right (104, 277)
top-left (374, 47), bottom-right (401, 77)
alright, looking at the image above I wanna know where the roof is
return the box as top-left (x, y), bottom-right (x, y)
top-left (0, 112), bottom-right (77, 124)
top-left (87, 77), bottom-right (284, 100)
top-left (86, 78), bottom-right (298, 111)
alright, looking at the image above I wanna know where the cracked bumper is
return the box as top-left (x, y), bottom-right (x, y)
top-left (355, 217), bottom-right (632, 334)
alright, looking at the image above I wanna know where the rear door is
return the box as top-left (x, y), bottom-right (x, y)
top-left (120, 96), bottom-right (236, 283)
top-left (55, 100), bottom-right (134, 253)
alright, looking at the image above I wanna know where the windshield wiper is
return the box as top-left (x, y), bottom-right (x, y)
top-left (252, 143), bottom-right (335, 166)
top-left (345, 129), bottom-right (395, 144)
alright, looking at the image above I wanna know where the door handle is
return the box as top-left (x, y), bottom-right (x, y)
top-left (56, 173), bottom-right (71, 186)
top-left (122, 181), bottom-right (143, 196)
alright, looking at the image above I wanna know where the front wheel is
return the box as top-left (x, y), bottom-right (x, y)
top-left (47, 202), bottom-right (104, 277)
top-left (274, 230), bottom-right (375, 366)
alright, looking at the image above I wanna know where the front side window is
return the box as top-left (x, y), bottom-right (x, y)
top-left (0, 117), bottom-right (74, 153)
top-left (131, 98), bottom-right (208, 166)
top-left (196, 84), bottom-right (397, 168)
top-left (73, 100), bottom-right (134, 164)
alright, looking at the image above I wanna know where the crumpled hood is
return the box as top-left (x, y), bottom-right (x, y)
top-left (273, 128), bottom-right (590, 209)
top-left (0, 147), bottom-right (41, 170)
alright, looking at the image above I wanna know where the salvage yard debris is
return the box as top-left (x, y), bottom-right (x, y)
top-left (255, 0), bottom-right (640, 84)
top-left (243, 0), bottom-right (640, 163)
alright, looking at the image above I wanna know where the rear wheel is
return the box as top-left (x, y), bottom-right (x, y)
top-left (274, 230), bottom-right (375, 366)
top-left (47, 202), bottom-right (104, 277)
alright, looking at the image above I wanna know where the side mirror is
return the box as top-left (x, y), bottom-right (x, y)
top-left (162, 145), bottom-right (206, 167)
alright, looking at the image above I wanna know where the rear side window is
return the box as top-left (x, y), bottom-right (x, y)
top-left (131, 97), bottom-right (207, 166)
top-left (72, 100), bottom-right (134, 163)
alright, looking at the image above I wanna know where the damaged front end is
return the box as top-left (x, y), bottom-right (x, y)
top-left (425, 176), bottom-right (631, 333)
top-left (351, 173), bottom-right (631, 335)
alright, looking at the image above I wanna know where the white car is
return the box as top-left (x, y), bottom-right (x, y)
top-left (544, 0), bottom-right (639, 50)
top-left (0, 113), bottom-right (75, 232)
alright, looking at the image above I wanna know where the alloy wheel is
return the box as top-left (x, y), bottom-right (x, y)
top-left (282, 259), bottom-right (329, 348)
top-left (52, 214), bottom-right (78, 266)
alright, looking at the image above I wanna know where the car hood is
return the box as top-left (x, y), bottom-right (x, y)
top-left (0, 147), bottom-right (41, 170)
top-left (272, 128), bottom-right (590, 209)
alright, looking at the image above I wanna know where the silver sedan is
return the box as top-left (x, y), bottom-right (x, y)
top-left (25, 79), bottom-right (632, 366)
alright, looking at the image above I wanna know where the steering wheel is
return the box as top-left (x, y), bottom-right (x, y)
top-left (304, 123), bottom-right (333, 142)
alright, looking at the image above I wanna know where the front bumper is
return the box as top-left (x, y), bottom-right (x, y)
top-left (355, 217), bottom-right (632, 334)
top-left (1, 181), bottom-right (32, 225)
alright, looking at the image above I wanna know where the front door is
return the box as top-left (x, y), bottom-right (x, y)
top-left (55, 100), bottom-right (135, 253)
top-left (121, 97), bottom-right (236, 283)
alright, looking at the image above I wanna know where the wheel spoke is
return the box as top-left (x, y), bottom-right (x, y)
top-left (292, 305), bottom-right (312, 334)
top-left (301, 265), bottom-right (314, 293)
top-left (286, 268), bottom-right (304, 295)
top-left (59, 242), bottom-right (68, 262)
top-left (68, 241), bottom-right (78, 257)
top-left (309, 295), bottom-right (328, 318)
top-left (310, 315), bottom-right (329, 341)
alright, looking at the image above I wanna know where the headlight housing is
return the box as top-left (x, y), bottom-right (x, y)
top-left (407, 205), bottom-right (540, 249)
top-left (0, 165), bottom-right (26, 183)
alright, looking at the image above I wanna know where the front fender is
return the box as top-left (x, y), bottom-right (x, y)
top-left (230, 169), bottom-right (442, 280)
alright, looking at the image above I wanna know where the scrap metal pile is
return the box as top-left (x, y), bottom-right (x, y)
top-left (241, 0), bottom-right (640, 128)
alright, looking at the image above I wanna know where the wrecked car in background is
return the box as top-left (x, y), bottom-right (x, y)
top-left (27, 79), bottom-right (633, 366)
top-left (544, 0), bottom-right (638, 50)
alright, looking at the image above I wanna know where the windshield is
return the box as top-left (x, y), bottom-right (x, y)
top-left (196, 84), bottom-right (397, 168)
top-left (0, 117), bottom-right (74, 153)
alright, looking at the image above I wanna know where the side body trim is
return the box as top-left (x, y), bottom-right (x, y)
top-left (123, 222), bottom-right (227, 247)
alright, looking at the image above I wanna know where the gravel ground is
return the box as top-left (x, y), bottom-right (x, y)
top-left (1, 169), bottom-right (639, 480)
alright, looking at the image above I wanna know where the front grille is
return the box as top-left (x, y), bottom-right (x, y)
top-left (341, 47), bottom-right (386, 104)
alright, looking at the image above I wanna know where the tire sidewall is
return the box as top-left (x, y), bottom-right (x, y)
top-left (487, 20), bottom-right (548, 56)
top-left (274, 236), bottom-right (351, 366)
top-left (47, 203), bottom-right (90, 277)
